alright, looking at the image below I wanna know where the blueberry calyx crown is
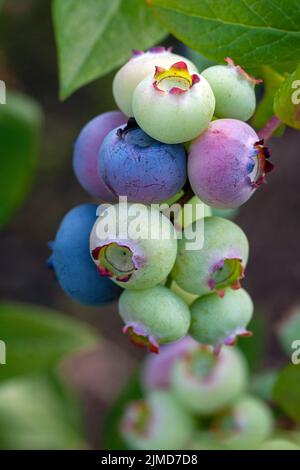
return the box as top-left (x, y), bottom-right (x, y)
top-left (153, 61), bottom-right (200, 95)
top-left (225, 57), bottom-right (263, 85)
top-left (92, 242), bottom-right (137, 282)
top-left (121, 400), bottom-right (151, 436)
top-left (249, 140), bottom-right (274, 188)
top-left (208, 258), bottom-right (245, 298)
top-left (123, 323), bottom-right (160, 354)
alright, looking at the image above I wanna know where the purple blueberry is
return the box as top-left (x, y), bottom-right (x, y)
top-left (188, 119), bottom-right (273, 209)
top-left (48, 204), bottom-right (122, 306)
top-left (98, 121), bottom-right (187, 203)
top-left (73, 111), bottom-right (126, 201)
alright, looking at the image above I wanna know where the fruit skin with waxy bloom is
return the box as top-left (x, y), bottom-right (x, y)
top-left (98, 122), bottom-right (187, 204)
top-left (132, 61), bottom-right (215, 144)
top-left (48, 204), bottom-right (121, 306)
top-left (211, 395), bottom-right (274, 449)
top-left (172, 216), bottom-right (249, 297)
top-left (189, 288), bottom-right (253, 350)
top-left (202, 57), bottom-right (262, 121)
top-left (188, 119), bottom-right (273, 209)
top-left (118, 285), bottom-right (191, 353)
top-left (120, 390), bottom-right (194, 450)
top-left (113, 46), bottom-right (197, 117)
top-left (170, 345), bottom-right (248, 415)
top-left (89, 202), bottom-right (177, 290)
top-left (73, 111), bottom-right (125, 201)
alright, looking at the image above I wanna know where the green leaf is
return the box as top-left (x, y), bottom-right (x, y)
top-left (252, 66), bottom-right (285, 134)
top-left (0, 302), bottom-right (99, 381)
top-left (273, 365), bottom-right (300, 424)
top-left (274, 63), bottom-right (300, 129)
top-left (0, 373), bottom-right (85, 449)
top-left (52, 0), bottom-right (167, 99)
top-left (277, 306), bottom-right (300, 356)
top-left (0, 91), bottom-right (42, 228)
top-left (148, 0), bottom-right (300, 68)
top-left (103, 370), bottom-right (143, 450)
top-left (251, 369), bottom-right (278, 402)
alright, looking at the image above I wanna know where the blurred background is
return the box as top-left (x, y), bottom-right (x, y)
top-left (0, 0), bottom-right (300, 449)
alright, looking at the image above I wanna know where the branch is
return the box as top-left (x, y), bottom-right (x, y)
top-left (257, 115), bottom-right (282, 142)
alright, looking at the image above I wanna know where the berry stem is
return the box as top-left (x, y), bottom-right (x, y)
top-left (258, 115), bottom-right (282, 142)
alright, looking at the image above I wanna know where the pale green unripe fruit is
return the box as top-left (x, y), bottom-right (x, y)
top-left (113, 49), bottom-right (197, 117)
top-left (173, 195), bottom-right (212, 231)
top-left (212, 395), bottom-right (274, 449)
top-left (120, 391), bottom-right (194, 450)
top-left (119, 285), bottom-right (191, 352)
top-left (90, 202), bottom-right (177, 290)
top-left (172, 216), bottom-right (249, 297)
top-left (189, 288), bottom-right (253, 348)
top-left (171, 345), bottom-right (248, 414)
top-left (202, 58), bottom-right (261, 121)
top-left (259, 439), bottom-right (300, 450)
top-left (132, 64), bottom-right (215, 144)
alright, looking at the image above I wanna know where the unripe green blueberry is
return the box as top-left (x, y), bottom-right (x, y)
top-left (189, 288), bottom-right (253, 349)
top-left (172, 216), bottom-right (249, 297)
top-left (187, 432), bottom-right (226, 450)
top-left (259, 439), bottom-right (300, 450)
top-left (202, 58), bottom-right (262, 121)
top-left (171, 345), bottom-right (248, 414)
top-left (211, 395), bottom-right (274, 449)
top-left (120, 391), bottom-right (194, 450)
top-left (90, 202), bottom-right (177, 290)
top-left (113, 47), bottom-right (197, 117)
top-left (132, 62), bottom-right (215, 144)
top-left (119, 285), bottom-right (191, 353)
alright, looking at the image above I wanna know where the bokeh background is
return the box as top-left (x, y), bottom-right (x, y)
top-left (0, 0), bottom-right (299, 449)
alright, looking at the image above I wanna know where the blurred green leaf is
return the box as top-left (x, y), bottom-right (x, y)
top-left (274, 63), bottom-right (300, 129)
top-left (0, 302), bottom-right (99, 381)
top-left (273, 365), bottom-right (300, 424)
top-left (148, 0), bottom-right (300, 68)
top-left (251, 369), bottom-right (278, 402)
top-left (0, 373), bottom-right (85, 449)
top-left (238, 312), bottom-right (266, 372)
top-left (103, 370), bottom-right (142, 450)
top-left (252, 66), bottom-right (285, 135)
top-left (277, 306), bottom-right (300, 356)
top-left (52, 0), bottom-right (167, 99)
top-left (0, 91), bottom-right (42, 228)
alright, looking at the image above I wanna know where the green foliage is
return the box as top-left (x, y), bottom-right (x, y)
top-left (274, 63), bottom-right (300, 129)
top-left (251, 370), bottom-right (278, 402)
top-left (273, 365), bottom-right (300, 424)
top-left (0, 302), bottom-right (99, 381)
top-left (52, 0), bottom-right (167, 99)
top-left (148, 0), bottom-right (300, 68)
top-left (103, 371), bottom-right (142, 450)
top-left (0, 91), bottom-right (42, 228)
top-left (238, 312), bottom-right (266, 372)
top-left (0, 373), bottom-right (85, 449)
top-left (277, 307), bottom-right (300, 356)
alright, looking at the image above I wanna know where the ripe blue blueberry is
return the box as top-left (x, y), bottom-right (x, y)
top-left (113, 47), bottom-right (197, 117)
top-left (48, 204), bottom-right (121, 306)
top-left (119, 286), bottom-right (191, 353)
top-left (73, 111), bottom-right (125, 201)
top-left (98, 121), bottom-right (187, 203)
top-left (188, 119), bottom-right (273, 209)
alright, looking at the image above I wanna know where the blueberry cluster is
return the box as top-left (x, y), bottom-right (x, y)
top-left (120, 338), bottom-right (278, 450)
top-left (49, 47), bottom-right (274, 354)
